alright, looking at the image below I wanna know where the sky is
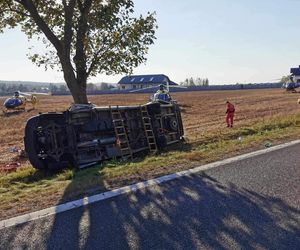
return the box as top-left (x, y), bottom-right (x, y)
top-left (1, 0), bottom-right (300, 84)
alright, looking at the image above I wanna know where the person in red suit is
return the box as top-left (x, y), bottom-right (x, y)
top-left (226, 101), bottom-right (235, 127)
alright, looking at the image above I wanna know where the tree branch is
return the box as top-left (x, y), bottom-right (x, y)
top-left (87, 50), bottom-right (101, 77)
top-left (63, 0), bottom-right (76, 56)
top-left (74, 0), bottom-right (93, 84)
top-left (86, 38), bottom-right (107, 77)
top-left (15, 0), bottom-right (63, 53)
top-left (77, 0), bottom-right (83, 11)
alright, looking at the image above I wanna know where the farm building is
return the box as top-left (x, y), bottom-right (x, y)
top-left (290, 65), bottom-right (300, 83)
top-left (118, 74), bottom-right (177, 90)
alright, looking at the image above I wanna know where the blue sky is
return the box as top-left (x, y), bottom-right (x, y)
top-left (1, 0), bottom-right (300, 84)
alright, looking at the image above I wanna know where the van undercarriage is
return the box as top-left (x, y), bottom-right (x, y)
top-left (24, 102), bottom-right (184, 170)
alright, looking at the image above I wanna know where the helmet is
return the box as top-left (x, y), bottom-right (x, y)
top-left (14, 91), bottom-right (20, 97)
top-left (159, 84), bottom-right (165, 91)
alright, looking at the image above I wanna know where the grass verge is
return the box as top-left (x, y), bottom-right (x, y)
top-left (1, 113), bottom-right (300, 220)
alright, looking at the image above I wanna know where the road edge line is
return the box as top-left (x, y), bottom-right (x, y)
top-left (1, 139), bottom-right (300, 229)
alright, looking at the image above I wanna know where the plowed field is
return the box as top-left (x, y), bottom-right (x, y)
top-left (0, 89), bottom-right (299, 167)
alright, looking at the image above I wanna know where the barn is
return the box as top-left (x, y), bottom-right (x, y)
top-left (118, 74), bottom-right (177, 90)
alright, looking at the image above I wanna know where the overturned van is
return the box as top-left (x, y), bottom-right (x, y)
top-left (24, 102), bottom-right (184, 170)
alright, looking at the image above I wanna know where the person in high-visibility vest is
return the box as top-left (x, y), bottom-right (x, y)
top-left (226, 101), bottom-right (235, 127)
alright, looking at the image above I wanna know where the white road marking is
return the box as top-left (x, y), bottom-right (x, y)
top-left (1, 139), bottom-right (300, 229)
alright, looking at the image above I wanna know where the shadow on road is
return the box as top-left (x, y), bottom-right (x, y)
top-left (2, 173), bottom-right (299, 249)
top-left (45, 173), bottom-right (300, 249)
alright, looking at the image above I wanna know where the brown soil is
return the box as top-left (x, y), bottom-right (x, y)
top-left (0, 89), bottom-right (298, 166)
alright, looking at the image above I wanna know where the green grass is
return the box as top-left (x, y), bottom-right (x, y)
top-left (1, 113), bottom-right (300, 219)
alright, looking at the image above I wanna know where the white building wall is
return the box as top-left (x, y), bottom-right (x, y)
top-left (118, 83), bottom-right (161, 90)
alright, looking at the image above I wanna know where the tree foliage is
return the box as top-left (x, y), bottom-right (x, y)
top-left (180, 77), bottom-right (209, 86)
top-left (0, 0), bottom-right (157, 103)
top-left (280, 75), bottom-right (291, 83)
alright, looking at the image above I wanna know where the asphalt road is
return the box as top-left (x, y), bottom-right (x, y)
top-left (1, 144), bottom-right (300, 250)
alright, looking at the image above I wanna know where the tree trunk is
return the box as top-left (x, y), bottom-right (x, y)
top-left (64, 77), bottom-right (88, 104)
top-left (68, 82), bottom-right (88, 104)
top-left (60, 56), bottom-right (88, 104)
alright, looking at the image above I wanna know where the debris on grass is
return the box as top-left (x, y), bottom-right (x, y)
top-left (0, 162), bottom-right (21, 173)
top-left (9, 146), bottom-right (27, 158)
top-left (18, 149), bottom-right (27, 158)
top-left (9, 146), bottom-right (19, 153)
top-left (264, 141), bottom-right (273, 148)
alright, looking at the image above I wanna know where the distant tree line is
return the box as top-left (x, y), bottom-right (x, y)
top-left (0, 83), bottom-right (48, 96)
top-left (0, 82), bottom-right (115, 96)
top-left (180, 77), bottom-right (209, 86)
top-left (280, 75), bottom-right (291, 83)
top-left (86, 83), bottom-right (115, 92)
